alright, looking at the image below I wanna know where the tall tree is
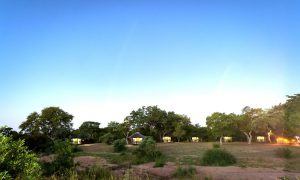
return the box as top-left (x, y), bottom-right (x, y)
top-left (238, 107), bottom-right (266, 144)
top-left (19, 107), bottom-right (73, 140)
top-left (206, 112), bottom-right (237, 145)
top-left (173, 123), bottom-right (186, 142)
top-left (78, 121), bottom-right (100, 142)
top-left (285, 94), bottom-right (300, 137)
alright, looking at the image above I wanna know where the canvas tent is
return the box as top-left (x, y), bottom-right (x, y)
top-left (129, 132), bottom-right (145, 144)
top-left (163, 136), bottom-right (171, 143)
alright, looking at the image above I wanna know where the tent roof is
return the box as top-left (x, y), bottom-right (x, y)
top-left (129, 132), bottom-right (145, 138)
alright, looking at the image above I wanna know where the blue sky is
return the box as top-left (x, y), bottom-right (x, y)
top-left (0, 0), bottom-right (300, 130)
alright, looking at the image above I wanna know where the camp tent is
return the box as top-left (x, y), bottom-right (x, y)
top-left (129, 132), bottom-right (145, 145)
top-left (224, 136), bottom-right (232, 142)
top-left (257, 136), bottom-right (265, 142)
top-left (163, 136), bottom-right (171, 143)
top-left (192, 137), bottom-right (199, 142)
top-left (71, 138), bottom-right (82, 145)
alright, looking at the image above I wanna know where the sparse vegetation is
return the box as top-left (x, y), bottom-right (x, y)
top-left (275, 148), bottom-right (292, 159)
top-left (173, 165), bottom-right (196, 178)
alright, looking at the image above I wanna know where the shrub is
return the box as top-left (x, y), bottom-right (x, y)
top-left (154, 156), bottom-right (166, 167)
top-left (133, 137), bottom-right (162, 164)
top-left (173, 166), bottom-right (196, 178)
top-left (78, 165), bottom-right (114, 179)
top-left (42, 140), bottom-right (76, 176)
top-left (213, 143), bottom-right (220, 149)
top-left (0, 133), bottom-right (41, 179)
top-left (99, 133), bottom-right (115, 145)
top-left (201, 148), bottom-right (236, 166)
top-left (113, 139), bottom-right (127, 152)
top-left (275, 148), bottom-right (292, 159)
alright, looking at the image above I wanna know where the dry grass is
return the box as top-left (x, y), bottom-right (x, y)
top-left (78, 142), bottom-right (300, 172)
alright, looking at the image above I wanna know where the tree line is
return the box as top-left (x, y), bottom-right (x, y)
top-left (1, 94), bottom-right (299, 152)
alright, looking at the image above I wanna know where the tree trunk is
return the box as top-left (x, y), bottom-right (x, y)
top-left (243, 131), bottom-right (252, 144)
top-left (219, 136), bottom-right (223, 145)
top-left (267, 130), bottom-right (272, 143)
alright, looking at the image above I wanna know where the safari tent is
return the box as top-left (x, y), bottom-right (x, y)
top-left (129, 132), bottom-right (145, 145)
top-left (192, 137), bottom-right (199, 142)
top-left (257, 136), bottom-right (266, 142)
top-left (224, 136), bottom-right (232, 142)
top-left (163, 136), bottom-right (171, 143)
top-left (71, 138), bottom-right (82, 145)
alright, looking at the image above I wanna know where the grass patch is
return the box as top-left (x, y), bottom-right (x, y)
top-left (154, 156), bottom-right (166, 167)
top-left (275, 148), bottom-right (292, 159)
top-left (173, 166), bottom-right (196, 178)
top-left (213, 143), bottom-right (220, 149)
top-left (201, 148), bottom-right (236, 166)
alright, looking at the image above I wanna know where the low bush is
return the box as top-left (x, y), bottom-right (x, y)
top-left (154, 156), bottom-right (166, 167)
top-left (78, 165), bottom-right (115, 179)
top-left (275, 148), bottom-right (292, 159)
top-left (201, 148), bottom-right (236, 166)
top-left (133, 137), bottom-right (163, 164)
top-left (173, 166), bottom-right (196, 178)
top-left (213, 143), bottom-right (220, 149)
top-left (113, 139), bottom-right (127, 152)
top-left (42, 140), bottom-right (76, 176)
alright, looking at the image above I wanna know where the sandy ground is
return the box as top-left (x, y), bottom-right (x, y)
top-left (135, 162), bottom-right (300, 180)
top-left (70, 156), bottom-right (300, 179)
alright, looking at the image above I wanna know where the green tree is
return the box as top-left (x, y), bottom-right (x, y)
top-left (173, 123), bottom-right (186, 142)
top-left (238, 107), bottom-right (266, 144)
top-left (78, 121), bottom-right (100, 142)
top-left (285, 94), bottom-right (300, 137)
top-left (206, 112), bottom-right (237, 145)
top-left (20, 107), bottom-right (73, 140)
top-left (0, 133), bottom-right (41, 179)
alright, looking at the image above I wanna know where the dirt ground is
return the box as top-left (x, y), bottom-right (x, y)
top-left (70, 143), bottom-right (300, 179)
top-left (71, 156), bottom-right (300, 179)
top-left (135, 162), bottom-right (300, 180)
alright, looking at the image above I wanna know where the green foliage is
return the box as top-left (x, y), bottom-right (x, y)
top-left (78, 121), bottom-right (101, 143)
top-left (275, 148), bottom-right (292, 159)
top-left (212, 143), bottom-right (220, 149)
top-left (78, 165), bottom-right (114, 180)
top-left (20, 107), bottom-right (73, 140)
top-left (99, 132), bottom-right (115, 144)
top-left (285, 94), bottom-right (300, 137)
top-left (42, 140), bottom-right (75, 176)
top-left (201, 148), bottom-right (237, 166)
top-left (0, 133), bottom-right (41, 179)
top-left (173, 123), bottom-right (186, 142)
top-left (154, 156), bottom-right (166, 167)
top-left (206, 112), bottom-right (238, 143)
top-left (133, 137), bottom-right (162, 164)
top-left (113, 139), bottom-right (127, 152)
top-left (173, 166), bottom-right (196, 178)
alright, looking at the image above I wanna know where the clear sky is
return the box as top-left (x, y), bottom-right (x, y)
top-left (0, 0), bottom-right (299, 130)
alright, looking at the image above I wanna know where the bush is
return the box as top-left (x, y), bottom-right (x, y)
top-left (201, 148), bottom-right (236, 166)
top-left (99, 133), bottom-right (115, 145)
top-left (154, 156), bottom-right (166, 167)
top-left (42, 140), bottom-right (76, 176)
top-left (173, 166), bottom-right (196, 178)
top-left (113, 139), bottom-right (127, 152)
top-left (0, 133), bottom-right (41, 179)
top-left (275, 148), bottom-right (292, 159)
top-left (78, 165), bottom-right (114, 179)
top-left (213, 143), bottom-right (220, 149)
top-left (133, 137), bottom-right (162, 164)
